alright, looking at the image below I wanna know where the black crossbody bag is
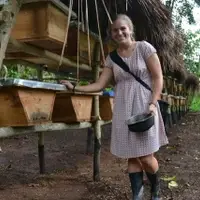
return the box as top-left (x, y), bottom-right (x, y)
top-left (109, 50), bottom-right (169, 126)
top-left (110, 50), bottom-right (153, 93)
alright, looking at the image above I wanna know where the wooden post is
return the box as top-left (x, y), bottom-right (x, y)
top-left (38, 130), bottom-right (45, 174)
top-left (37, 66), bottom-right (45, 174)
top-left (0, 0), bottom-right (23, 70)
top-left (167, 95), bottom-right (173, 128)
top-left (86, 127), bottom-right (93, 154)
top-left (93, 42), bottom-right (101, 181)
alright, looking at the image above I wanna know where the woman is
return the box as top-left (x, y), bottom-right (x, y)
top-left (61, 14), bottom-right (168, 200)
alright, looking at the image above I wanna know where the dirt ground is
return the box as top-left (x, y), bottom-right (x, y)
top-left (0, 113), bottom-right (200, 200)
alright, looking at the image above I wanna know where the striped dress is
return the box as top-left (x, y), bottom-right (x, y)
top-left (105, 41), bottom-right (168, 158)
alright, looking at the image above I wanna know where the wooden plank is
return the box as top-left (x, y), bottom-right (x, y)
top-left (0, 120), bottom-right (111, 139)
top-left (65, 26), bottom-right (97, 64)
top-left (0, 122), bottom-right (93, 138)
top-left (52, 93), bottom-right (93, 123)
top-left (0, 88), bottom-right (28, 126)
top-left (47, 2), bottom-right (69, 43)
top-left (58, 91), bottom-right (103, 96)
top-left (18, 88), bottom-right (56, 124)
top-left (10, 1), bottom-right (98, 65)
top-left (0, 87), bottom-right (56, 127)
top-left (23, 0), bottom-right (77, 18)
top-left (9, 38), bottom-right (92, 71)
top-left (99, 96), bottom-right (114, 121)
top-left (11, 2), bottom-right (48, 41)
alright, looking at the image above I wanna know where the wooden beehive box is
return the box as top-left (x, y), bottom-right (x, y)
top-left (52, 92), bottom-right (93, 123)
top-left (66, 25), bottom-right (98, 64)
top-left (99, 96), bottom-right (114, 121)
top-left (0, 87), bottom-right (56, 127)
top-left (103, 40), bottom-right (116, 57)
top-left (10, 0), bottom-right (97, 65)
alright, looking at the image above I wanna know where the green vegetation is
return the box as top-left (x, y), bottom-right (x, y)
top-left (190, 95), bottom-right (200, 111)
top-left (7, 64), bottom-right (37, 79)
top-left (183, 30), bottom-right (200, 76)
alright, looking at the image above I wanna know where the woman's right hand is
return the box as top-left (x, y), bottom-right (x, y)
top-left (60, 80), bottom-right (74, 90)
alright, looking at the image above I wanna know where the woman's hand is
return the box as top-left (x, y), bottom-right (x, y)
top-left (149, 103), bottom-right (157, 115)
top-left (60, 80), bottom-right (74, 90)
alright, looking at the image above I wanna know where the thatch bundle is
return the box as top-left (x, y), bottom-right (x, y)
top-left (127, 0), bottom-right (174, 51)
top-left (173, 30), bottom-right (184, 55)
top-left (185, 73), bottom-right (199, 93)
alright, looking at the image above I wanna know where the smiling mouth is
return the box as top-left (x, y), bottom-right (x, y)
top-left (117, 37), bottom-right (126, 41)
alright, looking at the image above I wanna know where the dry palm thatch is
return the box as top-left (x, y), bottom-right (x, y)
top-left (167, 54), bottom-right (186, 83)
top-left (61, 0), bottom-right (186, 77)
top-left (185, 73), bottom-right (199, 93)
top-left (172, 65), bottom-right (187, 84)
top-left (127, 0), bottom-right (174, 51)
top-left (173, 30), bottom-right (184, 56)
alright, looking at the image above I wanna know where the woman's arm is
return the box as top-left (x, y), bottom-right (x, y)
top-left (146, 53), bottom-right (163, 105)
top-left (61, 67), bottom-right (113, 93)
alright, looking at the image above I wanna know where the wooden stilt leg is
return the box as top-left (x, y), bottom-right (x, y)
top-left (86, 127), bottom-right (93, 154)
top-left (93, 120), bottom-right (101, 181)
top-left (37, 67), bottom-right (45, 174)
top-left (38, 132), bottom-right (45, 174)
top-left (93, 43), bottom-right (101, 181)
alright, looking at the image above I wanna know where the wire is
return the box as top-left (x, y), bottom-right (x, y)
top-left (77, 0), bottom-right (80, 82)
top-left (94, 0), bottom-right (106, 65)
top-left (58, 0), bottom-right (73, 69)
top-left (85, 0), bottom-right (91, 67)
top-left (101, 0), bottom-right (113, 24)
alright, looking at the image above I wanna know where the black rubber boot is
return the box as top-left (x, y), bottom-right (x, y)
top-left (146, 171), bottom-right (160, 200)
top-left (129, 171), bottom-right (144, 200)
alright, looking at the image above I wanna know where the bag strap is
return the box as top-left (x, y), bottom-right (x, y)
top-left (109, 50), bottom-right (152, 92)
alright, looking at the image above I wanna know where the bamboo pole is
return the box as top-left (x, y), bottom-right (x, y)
top-left (93, 42), bottom-right (101, 181)
top-left (0, 0), bottom-right (23, 70)
top-left (9, 38), bottom-right (92, 71)
top-left (37, 66), bottom-right (45, 174)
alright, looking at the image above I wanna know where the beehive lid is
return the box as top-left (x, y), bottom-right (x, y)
top-left (23, 0), bottom-right (77, 18)
top-left (0, 78), bottom-right (66, 91)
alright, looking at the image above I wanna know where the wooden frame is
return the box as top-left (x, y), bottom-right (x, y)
top-left (0, 87), bottom-right (55, 127)
top-left (52, 92), bottom-right (93, 123)
top-left (9, 1), bottom-right (98, 65)
top-left (99, 96), bottom-right (114, 121)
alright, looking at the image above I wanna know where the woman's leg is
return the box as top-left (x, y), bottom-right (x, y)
top-left (139, 154), bottom-right (158, 173)
top-left (128, 158), bottom-right (143, 173)
top-left (128, 158), bottom-right (144, 200)
top-left (139, 154), bottom-right (160, 200)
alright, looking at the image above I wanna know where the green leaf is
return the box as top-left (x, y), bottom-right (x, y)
top-left (168, 181), bottom-right (179, 189)
top-left (161, 176), bottom-right (177, 182)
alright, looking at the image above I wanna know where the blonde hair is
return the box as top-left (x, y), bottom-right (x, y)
top-left (114, 14), bottom-right (134, 33)
top-left (108, 14), bottom-right (135, 40)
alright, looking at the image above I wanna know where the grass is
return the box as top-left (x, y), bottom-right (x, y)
top-left (190, 95), bottom-right (200, 111)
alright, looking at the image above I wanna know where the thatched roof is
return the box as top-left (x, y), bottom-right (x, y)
top-left (60, 0), bottom-right (198, 84)
top-left (185, 73), bottom-right (199, 93)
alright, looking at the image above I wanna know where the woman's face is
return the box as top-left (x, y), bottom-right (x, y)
top-left (111, 19), bottom-right (132, 44)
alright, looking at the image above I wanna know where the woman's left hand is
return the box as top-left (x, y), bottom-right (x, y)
top-left (149, 103), bottom-right (157, 115)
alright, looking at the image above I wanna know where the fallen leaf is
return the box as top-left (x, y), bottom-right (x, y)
top-left (161, 176), bottom-right (176, 182)
top-left (168, 181), bottom-right (178, 189)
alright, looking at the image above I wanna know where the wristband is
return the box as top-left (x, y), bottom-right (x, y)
top-left (149, 102), bottom-right (156, 107)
